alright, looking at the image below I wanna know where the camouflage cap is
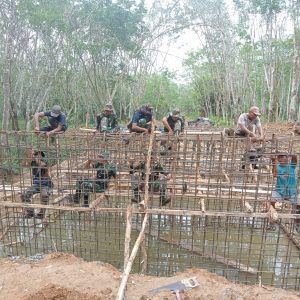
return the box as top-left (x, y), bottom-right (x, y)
top-left (98, 150), bottom-right (109, 159)
top-left (104, 104), bottom-right (113, 112)
top-left (172, 108), bottom-right (180, 117)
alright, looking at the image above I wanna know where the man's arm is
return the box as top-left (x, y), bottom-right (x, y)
top-left (33, 112), bottom-right (45, 131)
top-left (46, 114), bottom-right (66, 136)
top-left (108, 165), bottom-right (117, 179)
top-left (113, 115), bottom-right (118, 128)
top-left (271, 157), bottom-right (278, 177)
top-left (291, 154), bottom-right (297, 165)
top-left (96, 115), bottom-right (101, 130)
top-left (132, 122), bottom-right (149, 133)
top-left (239, 123), bottom-right (255, 137)
top-left (46, 125), bottom-right (63, 137)
top-left (162, 116), bottom-right (173, 134)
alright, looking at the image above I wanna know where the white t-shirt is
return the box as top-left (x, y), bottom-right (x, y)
top-left (236, 113), bottom-right (261, 133)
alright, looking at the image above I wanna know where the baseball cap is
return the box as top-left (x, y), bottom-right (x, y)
top-left (50, 105), bottom-right (61, 117)
top-left (249, 106), bottom-right (261, 116)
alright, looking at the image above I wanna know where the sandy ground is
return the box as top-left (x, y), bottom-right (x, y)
top-left (0, 253), bottom-right (299, 300)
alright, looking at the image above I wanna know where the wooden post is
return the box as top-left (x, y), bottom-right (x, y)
top-left (85, 112), bottom-right (90, 128)
top-left (116, 123), bottom-right (155, 300)
top-left (116, 212), bottom-right (149, 300)
top-left (124, 204), bottom-right (132, 269)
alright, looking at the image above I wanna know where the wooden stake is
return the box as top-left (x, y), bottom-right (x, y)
top-left (124, 204), bottom-right (132, 270)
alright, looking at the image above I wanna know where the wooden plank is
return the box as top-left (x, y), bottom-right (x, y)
top-left (0, 201), bottom-right (298, 219)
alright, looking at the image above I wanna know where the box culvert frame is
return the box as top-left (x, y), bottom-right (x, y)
top-left (1, 129), bottom-right (300, 291)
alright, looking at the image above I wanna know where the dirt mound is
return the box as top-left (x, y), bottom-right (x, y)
top-left (263, 122), bottom-right (294, 135)
top-left (21, 285), bottom-right (104, 300)
top-left (0, 253), bottom-right (299, 299)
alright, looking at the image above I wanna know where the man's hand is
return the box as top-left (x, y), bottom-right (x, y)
top-left (34, 127), bottom-right (40, 135)
top-left (166, 173), bottom-right (172, 180)
top-left (46, 131), bottom-right (52, 137)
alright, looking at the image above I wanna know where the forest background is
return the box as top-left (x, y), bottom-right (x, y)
top-left (1, 0), bottom-right (300, 133)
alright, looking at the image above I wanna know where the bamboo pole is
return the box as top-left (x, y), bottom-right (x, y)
top-left (124, 204), bottom-right (132, 269)
top-left (116, 123), bottom-right (155, 300)
top-left (0, 202), bottom-right (299, 219)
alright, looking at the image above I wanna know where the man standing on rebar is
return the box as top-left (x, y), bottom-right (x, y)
top-left (96, 104), bottom-right (119, 133)
top-left (235, 106), bottom-right (263, 139)
top-left (21, 150), bottom-right (53, 219)
top-left (127, 104), bottom-right (154, 133)
top-left (73, 151), bottom-right (116, 207)
top-left (270, 152), bottom-right (300, 232)
top-left (34, 105), bottom-right (67, 137)
top-left (129, 153), bottom-right (171, 206)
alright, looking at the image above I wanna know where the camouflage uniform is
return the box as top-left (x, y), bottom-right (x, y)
top-left (161, 110), bottom-right (184, 155)
top-left (130, 159), bottom-right (170, 206)
top-left (96, 113), bottom-right (119, 133)
top-left (163, 112), bottom-right (184, 134)
top-left (74, 161), bottom-right (116, 207)
top-left (21, 154), bottom-right (53, 218)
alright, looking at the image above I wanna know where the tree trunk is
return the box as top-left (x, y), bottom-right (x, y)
top-left (1, 0), bottom-right (16, 144)
top-left (268, 63), bottom-right (278, 122)
top-left (289, 28), bottom-right (300, 122)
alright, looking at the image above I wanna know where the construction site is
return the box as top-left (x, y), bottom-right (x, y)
top-left (1, 124), bottom-right (300, 299)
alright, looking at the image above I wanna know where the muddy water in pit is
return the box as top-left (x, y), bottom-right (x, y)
top-left (1, 209), bottom-right (300, 290)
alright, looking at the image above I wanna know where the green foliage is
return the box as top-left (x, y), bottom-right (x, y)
top-left (142, 72), bottom-right (176, 117)
top-left (0, 147), bottom-right (25, 177)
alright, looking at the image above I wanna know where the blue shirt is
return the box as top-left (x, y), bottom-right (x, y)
top-left (44, 111), bottom-right (67, 129)
top-left (276, 163), bottom-right (297, 197)
top-left (127, 111), bottom-right (152, 129)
